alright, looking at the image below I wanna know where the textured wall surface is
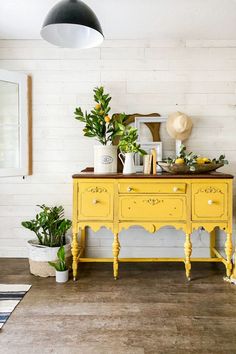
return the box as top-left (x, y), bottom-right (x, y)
top-left (0, 39), bottom-right (235, 258)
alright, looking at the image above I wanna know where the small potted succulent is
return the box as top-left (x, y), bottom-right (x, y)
top-left (21, 205), bottom-right (72, 277)
top-left (49, 246), bottom-right (69, 283)
top-left (74, 86), bottom-right (127, 173)
top-left (118, 125), bottom-right (146, 174)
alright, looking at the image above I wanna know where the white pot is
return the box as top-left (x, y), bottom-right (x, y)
top-left (27, 239), bottom-right (71, 277)
top-left (94, 145), bottom-right (117, 173)
top-left (118, 152), bottom-right (136, 174)
top-left (56, 269), bottom-right (69, 283)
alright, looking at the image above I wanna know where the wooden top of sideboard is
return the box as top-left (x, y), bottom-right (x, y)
top-left (73, 168), bottom-right (234, 179)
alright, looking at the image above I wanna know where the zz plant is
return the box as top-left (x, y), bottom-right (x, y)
top-left (22, 205), bottom-right (72, 247)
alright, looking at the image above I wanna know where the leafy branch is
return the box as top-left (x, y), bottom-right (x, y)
top-left (74, 87), bottom-right (127, 145)
top-left (118, 126), bottom-right (146, 155)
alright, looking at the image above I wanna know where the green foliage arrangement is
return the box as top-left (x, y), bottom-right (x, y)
top-left (118, 125), bottom-right (146, 155)
top-left (74, 86), bottom-right (127, 145)
top-left (48, 246), bottom-right (67, 272)
top-left (164, 144), bottom-right (228, 172)
top-left (22, 205), bottom-right (72, 247)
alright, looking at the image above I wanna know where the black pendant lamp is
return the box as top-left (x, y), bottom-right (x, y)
top-left (41, 0), bottom-right (104, 49)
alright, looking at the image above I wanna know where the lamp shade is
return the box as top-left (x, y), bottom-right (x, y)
top-left (40, 0), bottom-right (104, 49)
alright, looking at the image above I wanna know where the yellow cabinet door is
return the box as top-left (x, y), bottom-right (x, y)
top-left (119, 195), bottom-right (186, 221)
top-left (192, 183), bottom-right (228, 220)
top-left (78, 183), bottom-right (113, 220)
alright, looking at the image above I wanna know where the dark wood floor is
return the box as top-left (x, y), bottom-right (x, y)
top-left (0, 259), bottom-right (236, 354)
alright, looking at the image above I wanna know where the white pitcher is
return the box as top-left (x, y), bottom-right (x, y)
top-left (119, 152), bottom-right (136, 174)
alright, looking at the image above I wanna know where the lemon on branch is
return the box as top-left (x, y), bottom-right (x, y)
top-left (104, 115), bottom-right (111, 123)
top-left (175, 158), bottom-right (185, 164)
top-left (196, 157), bottom-right (205, 164)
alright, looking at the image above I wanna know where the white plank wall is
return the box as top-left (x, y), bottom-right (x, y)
top-left (0, 39), bottom-right (235, 258)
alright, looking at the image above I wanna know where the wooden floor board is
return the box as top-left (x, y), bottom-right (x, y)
top-left (0, 259), bottom-right (236, 354)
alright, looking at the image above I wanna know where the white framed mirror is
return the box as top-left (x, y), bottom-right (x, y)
top-left (0, 69), bottom-right (31, 177)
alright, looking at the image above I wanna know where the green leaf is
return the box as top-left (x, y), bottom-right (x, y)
top-left (57, 246), bottom-right (65, 262)
top-left (48, 261), bottom-right (61, 271)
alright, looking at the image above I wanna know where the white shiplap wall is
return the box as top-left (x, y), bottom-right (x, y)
top-left (0, 39), bottom-right (235, 258)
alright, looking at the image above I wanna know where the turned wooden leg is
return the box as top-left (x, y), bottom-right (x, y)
top-left (225, 232), bottom-right (233, 278)
top-left (210, 228), bottom-right (216, 258)
top-left (230, 248), bottom-right (236, 283)
top-left (80, 227), bottom-right (86, 258)
top-left (72, 231), bottom-right (79, 281)
top-left (184, 233), bottom-right (192, 281)
top-left (112, 233), bottom-right (120, 280)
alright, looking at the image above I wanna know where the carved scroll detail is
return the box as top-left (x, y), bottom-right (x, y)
top-left (197, 187), bottom-right (223, 194)
top-left (143, 198), bottom-right (163, 206)
top-left (87, 187), bottom-right (107, 193)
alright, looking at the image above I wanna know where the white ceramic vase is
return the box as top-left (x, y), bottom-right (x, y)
top-left (119, 152), bottom-right (136, 174)
top-left (56, 269), bottom-right (69, 283)
top-left (94, 145), bottom-right (117, 173)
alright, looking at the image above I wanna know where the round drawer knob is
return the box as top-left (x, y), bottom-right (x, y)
top-left (208, 200), bottom-right (213, 205)
top-left (127, 186), bottom-right (133, 192)
top-left (92, 199), bottom-right (98, 204)
top-left (173, 187), bottom-right (178, 192)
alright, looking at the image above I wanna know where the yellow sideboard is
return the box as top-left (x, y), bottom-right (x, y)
top-left (72, 172), bottom-right (234, 282)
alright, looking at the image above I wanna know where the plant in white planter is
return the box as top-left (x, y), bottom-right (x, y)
top-left (74, 86), bottom-right (127, 173)
top-left (118, 126), bottom-right (146, 174)
top-left (22, 205), bottom-right (72, 277)
top-left (49, 246), bottom-right (69, 283)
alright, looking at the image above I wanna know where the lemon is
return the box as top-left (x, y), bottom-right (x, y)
top-left (104, 115), bottom-right (111, 123)
top-left (95, 103), bottom-right (101, 110)
top-left (175, 158), bottom-right (185, 165)
top-left (196, 157), bottom-right (205, 164)
top-left (203, 157), bottom-right (210, 163)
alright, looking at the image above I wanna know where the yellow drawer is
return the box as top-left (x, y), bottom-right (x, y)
top-left (192, 183), bottom-right (228, 220)
top-left (78, 183), bottom-right (113, 220)
top-left (119, 195), bottom-right (186, 221)
top-left (118, 181), bottom-right (186, 194)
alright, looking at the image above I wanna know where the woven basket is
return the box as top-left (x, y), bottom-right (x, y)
top-left (27, 239), bottom-right (72, 277)
top-left (158, 162), bottom-right (224, 174)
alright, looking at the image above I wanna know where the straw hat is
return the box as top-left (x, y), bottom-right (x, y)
top-left (166, 112), bottom-right (193, 141)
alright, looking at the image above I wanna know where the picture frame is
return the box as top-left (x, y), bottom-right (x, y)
top-left (134, 115), bottom-right (181, 172)
top-left (135, 142), bottom-right (163, 172)
top-left (135, 115), bottom-right (167, 143)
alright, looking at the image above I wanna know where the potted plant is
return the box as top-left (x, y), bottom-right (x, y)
top-left (21, 204), bottom-right (72, 277)
top-left (74, 86), bottom-right (127, 173)
top-left (118, 125), bottom-right (146, 174)
top-left (49, 246), bottom-right (69, 283)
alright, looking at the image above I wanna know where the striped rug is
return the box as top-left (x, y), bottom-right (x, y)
top-left (0, 284), bottom-right (31, 329)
